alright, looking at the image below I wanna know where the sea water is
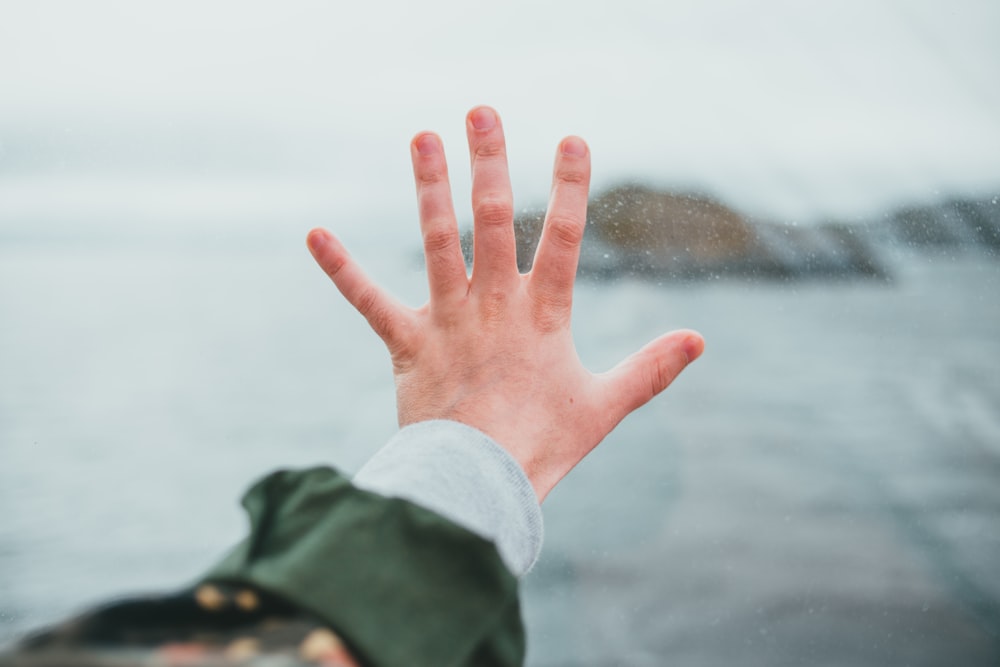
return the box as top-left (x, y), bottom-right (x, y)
top-left (1, 239), bottom-right (998, 665)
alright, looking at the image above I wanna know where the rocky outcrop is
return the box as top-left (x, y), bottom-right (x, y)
top-left (889, 197), bottom-right (1000, 251)
top-left (458, 185), bottom-right (999, 282)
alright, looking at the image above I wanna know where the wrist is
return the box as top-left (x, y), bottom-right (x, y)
top-left (352, 420), bottom-right (544, 576)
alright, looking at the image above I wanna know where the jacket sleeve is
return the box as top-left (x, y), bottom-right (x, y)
top-left (353, 420), bottom-right (543, 576)
top-left (203, 421), bottom-right (537, 667)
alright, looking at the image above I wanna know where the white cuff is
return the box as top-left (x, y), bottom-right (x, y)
top-left (352, 420), bottom-right (543, 576)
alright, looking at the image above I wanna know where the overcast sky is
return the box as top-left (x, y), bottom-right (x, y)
top-left (2, 0), bottom-right (999, 239)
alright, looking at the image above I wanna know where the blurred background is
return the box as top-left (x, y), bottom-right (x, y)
top-left (1, 1), bottom-right (998, 665)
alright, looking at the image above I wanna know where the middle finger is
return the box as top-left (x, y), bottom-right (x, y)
top-left (466, 106), bottom-right (518, 289)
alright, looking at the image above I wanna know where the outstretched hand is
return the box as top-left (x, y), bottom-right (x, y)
top-left (307, 106), bottom-right (703, 501)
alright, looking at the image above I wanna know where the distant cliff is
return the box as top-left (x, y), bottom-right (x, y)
top-left (459, 185), bottom-right (999, 281)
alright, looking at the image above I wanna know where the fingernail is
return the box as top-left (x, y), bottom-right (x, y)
top-left (561, 136), bottom-right (587, 157)
top-left (415, 132), bottom-right (440, 156)
top-left (307, 230), bottom-right (326, 252)
top-left (470, 107), bottom-right (497, 131)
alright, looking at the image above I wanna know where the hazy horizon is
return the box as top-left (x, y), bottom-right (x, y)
top-left (2, 0), bottom-right (999, 241)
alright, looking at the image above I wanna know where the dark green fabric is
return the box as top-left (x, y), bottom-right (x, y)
top-left (203, 467), bottom-right (525, 667)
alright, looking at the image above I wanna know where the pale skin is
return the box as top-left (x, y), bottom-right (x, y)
top-left (307, 106), bottom-right (704, 502)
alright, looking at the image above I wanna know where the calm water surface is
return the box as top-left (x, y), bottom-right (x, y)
top-left (1, 241), bottom-right (998, 666)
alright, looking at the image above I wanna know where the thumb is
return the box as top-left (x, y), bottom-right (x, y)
top-left (600, 329), bottom-right (704, 418)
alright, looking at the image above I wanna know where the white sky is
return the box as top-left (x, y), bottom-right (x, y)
top-left (1, 0), bottom-right (999, 238)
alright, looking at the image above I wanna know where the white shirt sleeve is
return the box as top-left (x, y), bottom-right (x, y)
top-left (351, 420), bottom-right (543, 577)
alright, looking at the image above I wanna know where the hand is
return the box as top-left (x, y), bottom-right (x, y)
top-left (307, 106), bottom-right (704, 501)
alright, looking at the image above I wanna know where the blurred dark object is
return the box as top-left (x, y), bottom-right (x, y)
top-left (890, 198), bottom-right (1000, 251)
top-left (0, 583), bottom-right (358, 666)
top-left (459, 185), bottom-right (1000, 282)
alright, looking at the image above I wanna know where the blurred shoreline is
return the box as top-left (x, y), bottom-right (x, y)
top-left (461, 184), bottom-right (1000, 283)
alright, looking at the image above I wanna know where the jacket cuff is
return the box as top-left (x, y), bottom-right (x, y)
top-left (352, 420), bottom-right (543, 576)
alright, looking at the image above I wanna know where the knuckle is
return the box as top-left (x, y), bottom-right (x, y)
top-left (651, 366), bottom-right (668, 398)
top-left (556, 167), bottom-right (588, 185)
top-left (531, 291), bottom-right (569, 333)
top-left (356, 290), bottom-right (393, 336)
top-left (648, 358), bottom-right (676, 399)
top-left (354, 287), bottom-right (381, 319)
top-left (478, 289), bottom-right (509, 323)
top-left (323, 254), bottom-right (349, 278)
top-left (422, 226), bottom-right (458, 254)
top-left (431, 307), bottom-right (464, 331)
top-left (474, 141), bottom-right (505, 159)
top-left (545, 214), bottom-right (585, 250)
top-left (416, 168), bottom-right (446, 186)
top-left (474, 197), bottom-right (514, 227)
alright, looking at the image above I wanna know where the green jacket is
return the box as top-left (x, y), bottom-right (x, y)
top-left (205, 467), bottom-right (526, 666)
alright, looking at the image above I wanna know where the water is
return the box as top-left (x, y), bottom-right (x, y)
top-left (1, 240), bottom-right (998, 665)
